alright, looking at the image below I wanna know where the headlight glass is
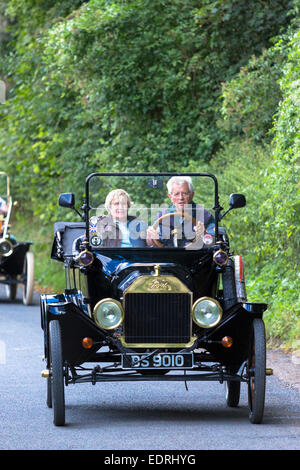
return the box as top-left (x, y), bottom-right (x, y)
top-left (93, 299), bottom-right (123, 330)
top-left (192, 297), bottom-right (222, 328)
top-left (213, 249), bottom-right (228, 266)
top-left (78, 249), bottom-right (94, 266)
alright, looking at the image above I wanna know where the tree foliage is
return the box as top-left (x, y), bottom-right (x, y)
top-left (0, 0), bottom-right (299, 344)
top-left (208, 16), bottom-right (300, 345)
top-left (0, 0), bottom-right (294, 220)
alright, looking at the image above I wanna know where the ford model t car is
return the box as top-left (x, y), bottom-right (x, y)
top-left (41, 172), bottom-right (271, 426)
top-left (0, 171), bottom-right (34, 305)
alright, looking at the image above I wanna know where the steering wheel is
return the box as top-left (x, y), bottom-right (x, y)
top-left (152, 211), bottom-right (205, 248)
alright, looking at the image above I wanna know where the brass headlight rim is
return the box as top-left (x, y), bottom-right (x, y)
top-left (192, 296), bottom-right (223, 329)
top-left (0, 238), bottom-right (14, 257)
top-left (93, 298), bottom-right (124, 330)
top-left (78, 249), bottom-right (94, 267)
top-left (123, 274), bottom-right (191, 295)
top-left (213, 249), bottom-right (229, 266)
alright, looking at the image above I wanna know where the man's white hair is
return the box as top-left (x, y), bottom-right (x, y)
top-left (167, 176), bottom-right (194, 194)
top-left (105, 189), bottom-right (132, 212)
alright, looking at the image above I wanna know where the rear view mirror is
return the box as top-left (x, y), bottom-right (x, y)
top-left (219, 193), bottom-right (246, 221)
top-left (229, 193), bottom-right (246, 209)
top-left (147, 178), bottom-right (163, 189)
top-left (58, 193), bottom-right (85, 220)
top-left (59, 193), bottom-right (75, 208)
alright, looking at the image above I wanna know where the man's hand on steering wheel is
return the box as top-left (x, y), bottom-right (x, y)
top-left (147, 212), bottom-right (205, 248)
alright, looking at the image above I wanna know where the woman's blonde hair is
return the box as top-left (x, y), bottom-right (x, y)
top-left (105, 189), bottom-right (132, 212)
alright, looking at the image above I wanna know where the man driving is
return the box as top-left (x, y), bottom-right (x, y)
top-left (146, 176), bottom-right (215, 248)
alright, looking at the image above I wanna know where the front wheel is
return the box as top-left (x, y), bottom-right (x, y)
top-left (23, 251), bottom-right (34, 305)
top-left (248, 318), bottom-right (266, 424)
top-left (46, 376), bottom-right (52, 409)
top-left (225, 380), bottom-right (240, 408)
top-left (5, 276), bottom-right (17, 301)
top-left (49, 320), bottom-right (65, 426)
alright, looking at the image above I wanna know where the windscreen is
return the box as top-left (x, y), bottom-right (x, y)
top-left (87, 174), bottom-right (216, 250)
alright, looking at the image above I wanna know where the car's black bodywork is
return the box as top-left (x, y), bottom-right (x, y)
top-left (41, 173), bottom-right (270, 425)
top-left (0, 171), bottom-right (34, 305)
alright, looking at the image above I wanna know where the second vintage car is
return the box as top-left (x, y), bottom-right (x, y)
top-left (40, 172), bottom-right (271, 426)
top-left (0, 171), bottom-right (34, 305)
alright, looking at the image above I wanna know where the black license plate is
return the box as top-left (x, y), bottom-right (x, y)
top-left (122, 352), bottom-right (194, 369)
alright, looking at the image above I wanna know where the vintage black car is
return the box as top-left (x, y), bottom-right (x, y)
top-left (0, 171), bottom-right (34, 305)
top-left (41, 172), bottom-right (272, 426)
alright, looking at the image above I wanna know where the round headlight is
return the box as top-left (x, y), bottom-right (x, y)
top-left (0, 239), bottom-right (13, 257)
top-left (192, 297), bottom-right (222, 328)
top-left (213, 249), bottom-right (228, 266)
top-left (78, 249), bottom-right (94, 266)
top-left (93, 298), bottom-right (123, 330)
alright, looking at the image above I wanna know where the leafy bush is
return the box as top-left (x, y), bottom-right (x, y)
top-left (206, 25), bottom-right (300, 347)
top-left (0, 0), bottom-right (298, 347)
top-left (220, 45), bottom-right (286, 141)
top-left (0, 0), bottom-right (294, 221)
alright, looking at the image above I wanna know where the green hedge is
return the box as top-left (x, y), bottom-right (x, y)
top-left (0, 0), bottom-right (299, 346)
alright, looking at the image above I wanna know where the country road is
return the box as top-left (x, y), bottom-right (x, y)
top-left (0, 288), bottom-right (299, 451)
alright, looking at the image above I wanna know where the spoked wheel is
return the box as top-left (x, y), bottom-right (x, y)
top-left (22, 251), bottom-right (34, 305)
top-left (49, 320), bottom-right (65, 426)
top-left (5, 276), bottom-right (17, 301)
top-left (248, 318), bottom-right (266, 424)
top-left (225, 380), bottom-right (240, 408)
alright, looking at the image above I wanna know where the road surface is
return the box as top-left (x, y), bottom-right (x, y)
top-left (0, 288), bottom-right (299, 451)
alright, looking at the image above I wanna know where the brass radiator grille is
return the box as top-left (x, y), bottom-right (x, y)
top-left (124, 293), bottom-right (191, 345)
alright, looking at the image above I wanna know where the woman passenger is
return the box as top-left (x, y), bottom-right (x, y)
top-left (95, 189), bottom-right (147, 248)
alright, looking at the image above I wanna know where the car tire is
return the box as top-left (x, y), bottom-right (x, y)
top-left (5, 277), bottom-right (17, 301)
top-left (49, 320), bottom-right (65, 426)
top-left (248, 318), bottom-right (266, 424)
top-left (225, 380), bottom-right (240, 407)
top-left (46, 376), bottom-right (52, 408)
top-left (22, 251), bottom-right (34, 306)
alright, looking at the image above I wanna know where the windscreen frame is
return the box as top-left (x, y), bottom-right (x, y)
top-left (83, 172), bottom-right (222, 247)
